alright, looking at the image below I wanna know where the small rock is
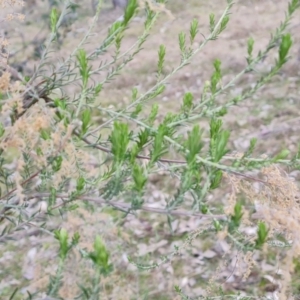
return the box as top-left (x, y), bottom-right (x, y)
top-left (202, 249), bottom-right (217, 259)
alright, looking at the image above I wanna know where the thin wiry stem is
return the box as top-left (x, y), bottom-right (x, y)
top-left (87, 2), bottom-right (234, 135)
top-left (28, 192), bottom-right (227, 220)
top-left (0, 170), bottom-right (40, 202)
top-left (76, 132), bottom-right (268, 184)
top-left (26, 1), bottom-right (70, 86)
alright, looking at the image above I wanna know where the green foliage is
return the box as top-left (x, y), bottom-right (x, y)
top-left (255, 222), bottom-right (269, 249)
top-left (123, 0), bottom-right (139, 26)
top-left (77, 49), bottom-right (90, 89)
top-left (52, 156), bottom-right (63, 172)
top-left (228, 202), bottom-right (244, 233)
top-left (209, 118), bottom-right (230, 163)
top-left (110, 122), bottom-right (130, 166)
top-left (246, 37), bottom-right (255, 64)
top-left (50, 7), bottom-right (58, 33)
top-left (88, 236), bottom-right (112, 275)
top-left (189, 19), bottom-right (199, 44)
top-left (185, 125), bottom-right (204, 166)
top-left (47, 229), bottom-right (80, 297)
top-left (81, 109), bottom-right (91, 136)
top-left (157, 44), bottom-right (166, 78)
top-left (0, 123), bottom-right (5, 138)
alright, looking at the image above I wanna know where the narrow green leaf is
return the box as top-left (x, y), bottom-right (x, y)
top-left (50, 8), bottom-right (58, 33)
top-left (157, 44), bottom-right (166, 77)
top-left (189, 19), bottom-right (199, 44)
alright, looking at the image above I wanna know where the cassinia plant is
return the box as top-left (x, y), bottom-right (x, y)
top-left (0, 0), bottom-right (300, 299)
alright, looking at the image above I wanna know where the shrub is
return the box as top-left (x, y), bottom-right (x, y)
top-left (0, 0), bottom-right (300, 299)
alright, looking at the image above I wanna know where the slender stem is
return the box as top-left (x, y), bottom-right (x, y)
top-left (76, 132), bottom-right (268, 184)
top-left (87, 2), bottom-right (233, 134)
top-left (28, 192), bottom-right (227, 220)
